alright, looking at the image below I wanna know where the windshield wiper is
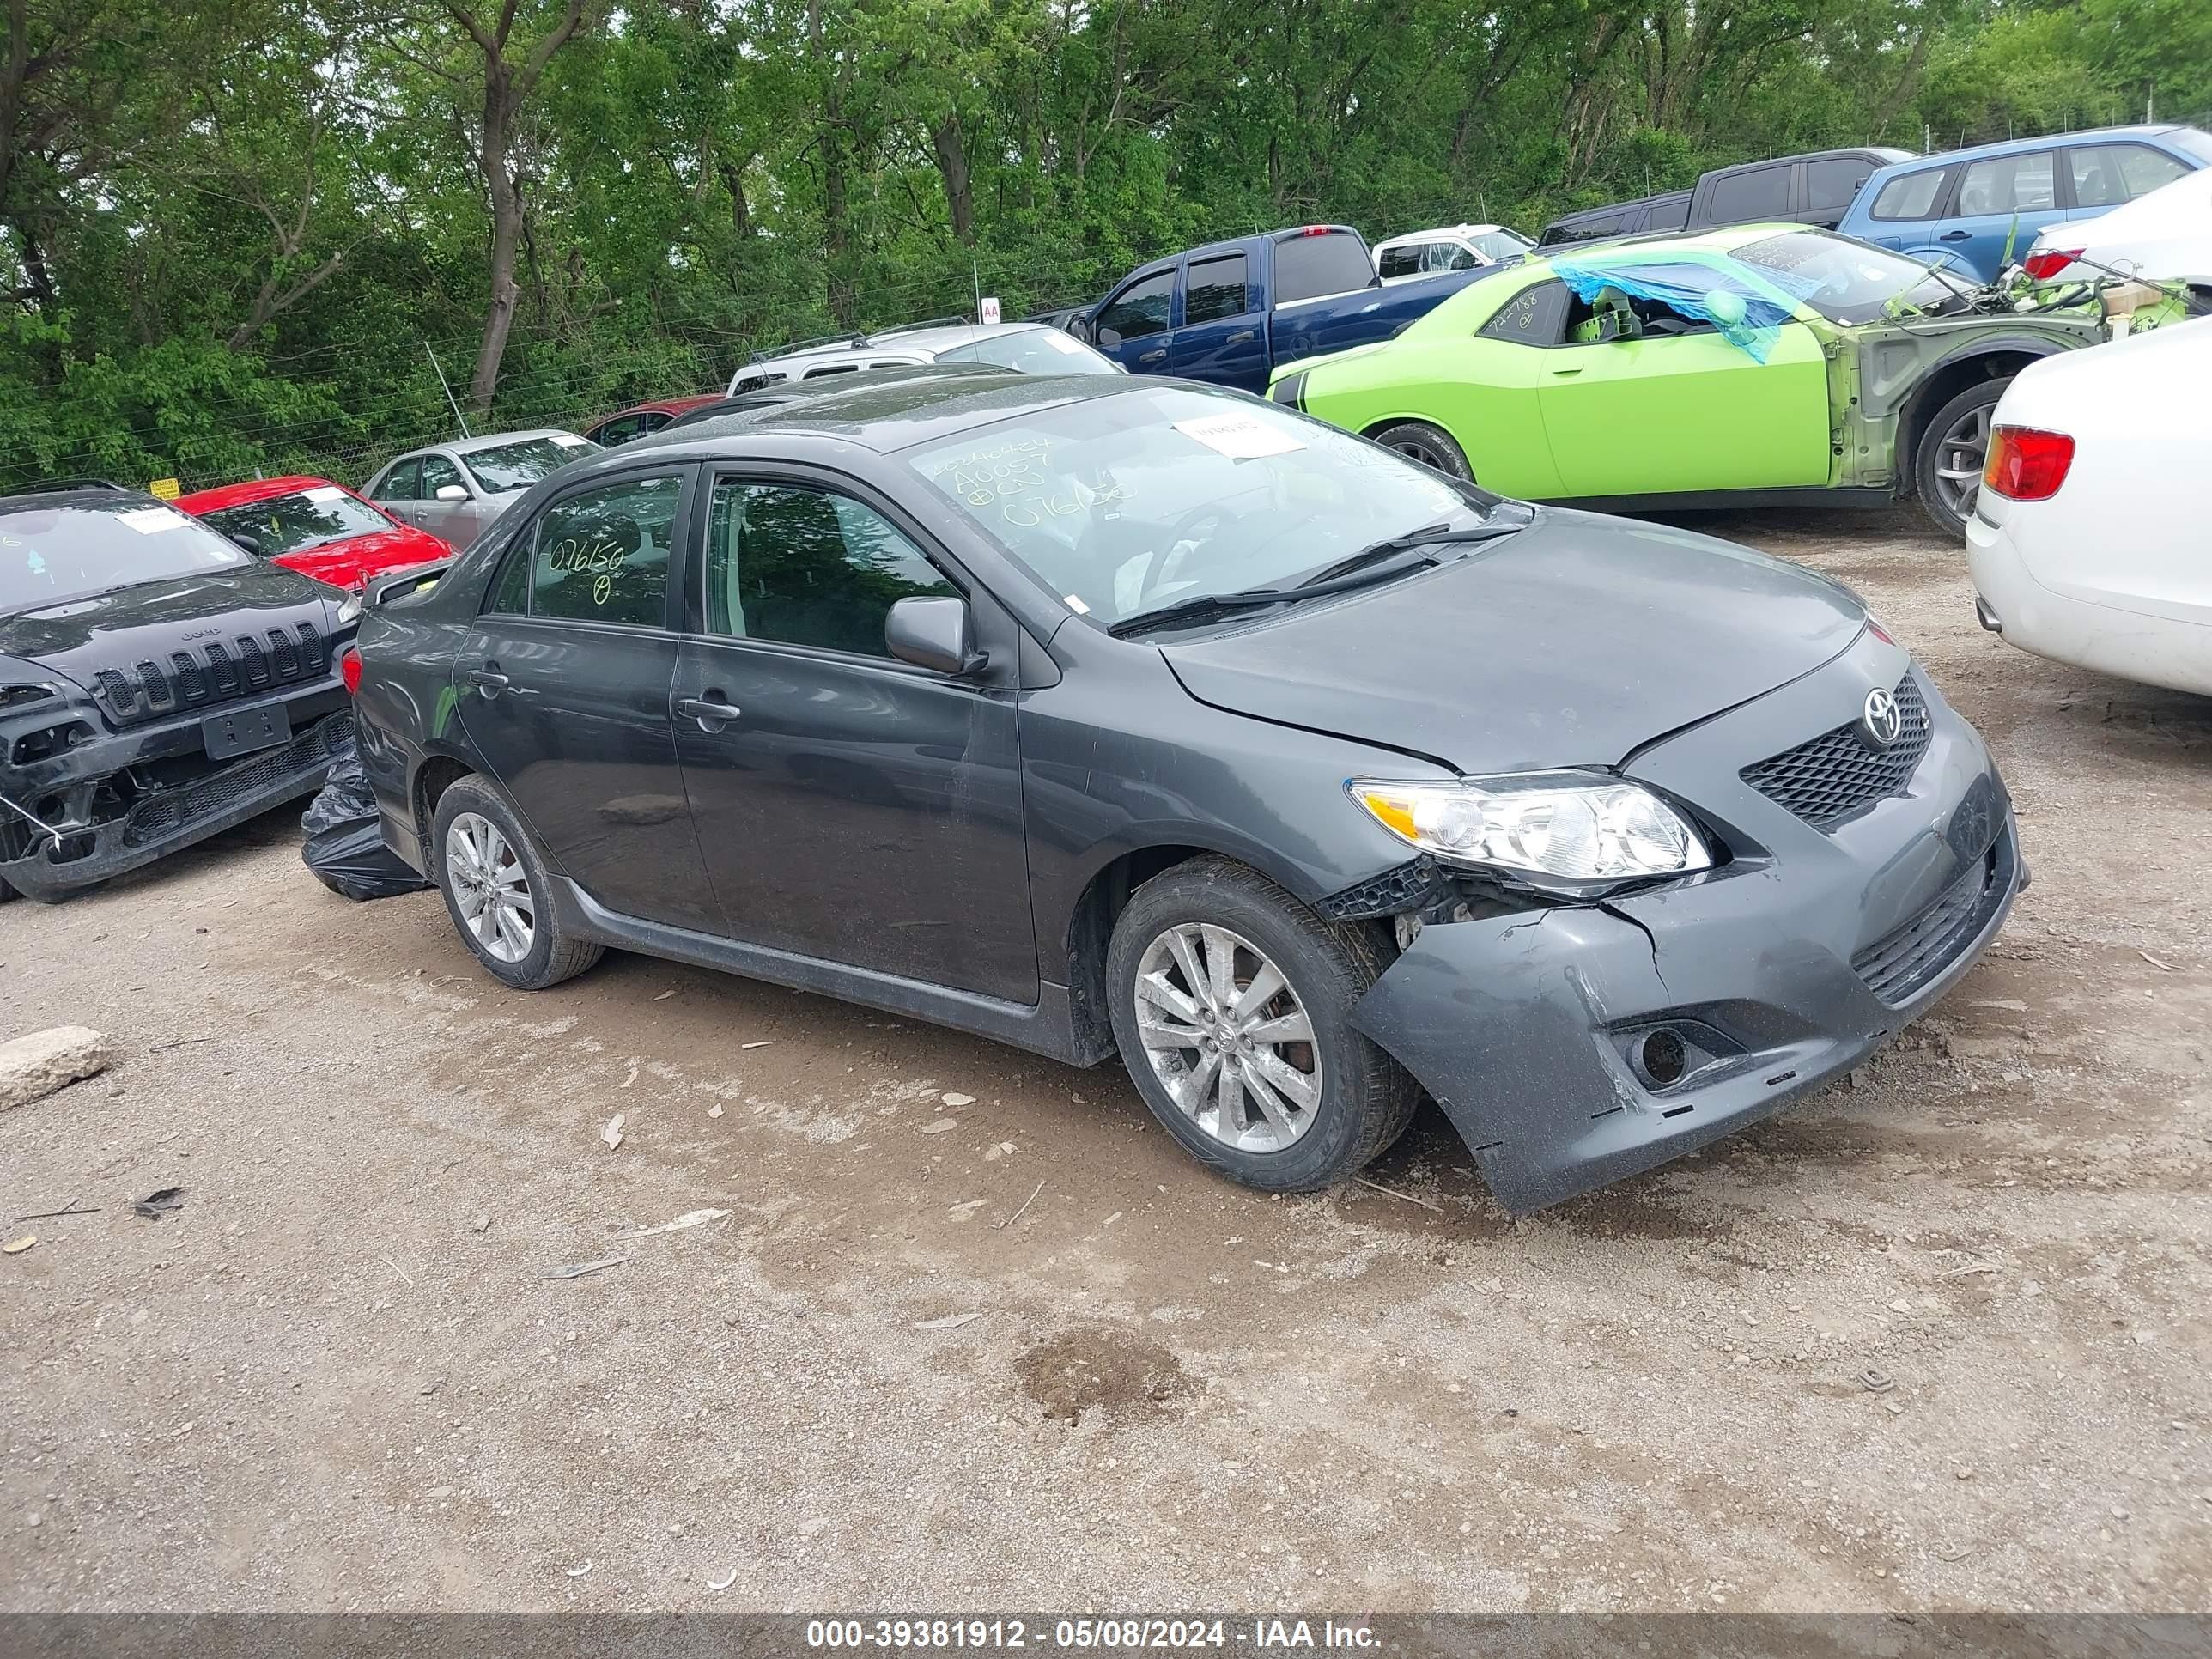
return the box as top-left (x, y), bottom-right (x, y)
top-left (1107, 508), bottom-right (1536, 638)
top-left (1291, 508), bottom-right (1534, 589)
top-left (1106, 587), bottom-right (1299, 636)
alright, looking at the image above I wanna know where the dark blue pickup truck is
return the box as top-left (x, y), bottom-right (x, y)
top-left (1079, 225), bottom-right (1502, 393)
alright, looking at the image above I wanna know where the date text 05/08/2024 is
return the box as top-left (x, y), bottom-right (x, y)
top-left (802, 1618), bottom-right (1379, 1650)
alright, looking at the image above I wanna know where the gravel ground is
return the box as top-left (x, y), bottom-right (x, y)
top-left (3, 507), bottom-right (2209, 1615)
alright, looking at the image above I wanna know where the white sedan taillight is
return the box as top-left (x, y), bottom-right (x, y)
top-left (1983, 426), bottom-right (2076, 502)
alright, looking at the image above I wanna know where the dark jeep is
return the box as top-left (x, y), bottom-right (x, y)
top-left (0, 484), bottom-right (356, 902)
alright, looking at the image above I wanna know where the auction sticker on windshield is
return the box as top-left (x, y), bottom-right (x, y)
top-left (118, 507), bottom-right (188, 534)
top-left (1173, 412), bottom-right (1307, 459)
top-left (303, 484), bottom-right (346, 503)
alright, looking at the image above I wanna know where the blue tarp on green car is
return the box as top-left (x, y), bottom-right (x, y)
top-left (1550, 248), bottom-right (1812, 362)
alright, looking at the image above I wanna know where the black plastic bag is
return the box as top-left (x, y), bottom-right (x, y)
top-left (301, 734), bottom-right (432, 902)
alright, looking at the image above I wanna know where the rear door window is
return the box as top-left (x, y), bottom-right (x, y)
top-left (1957, 150), bottom-right (2057, 215)
top-left (1183, 252), bottom-right (1251, 323)
top-left (527, 472), bottom-right (684, 628)
top-left (1273, 230), bottom-right (1376, 303)
top-left (1706, 165), bottom-right (1791, 223)
top-left (1870, 167), bottom-right (1947, 221)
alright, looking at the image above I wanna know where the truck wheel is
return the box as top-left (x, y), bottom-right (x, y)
top-left (1371, 421), bottom-right (1474, 483)
top-left (1105, 856), bottom-right (1420, 1194)
top-left (1914, 380), bottom-right (2006, 538)
top-left (431, 775), bottom-right (602, 990)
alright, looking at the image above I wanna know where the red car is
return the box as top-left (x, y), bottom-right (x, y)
top-left (174, 476), bottom-right (452, 592)
top-left (581, 394), bottom-right (725, 447)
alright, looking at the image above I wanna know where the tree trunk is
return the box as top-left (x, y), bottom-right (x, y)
top-left (467, 67), bottom-right (521, 414)
top-left (932, 112), bottom-right (975, 245)
top-left (720, 155), bottom-right (755, 239)
top-left (809, 0), bottom-right (854, 327)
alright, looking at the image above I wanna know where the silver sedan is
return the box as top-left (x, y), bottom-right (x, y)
top-left (362, 428), bottom-right (600, 550)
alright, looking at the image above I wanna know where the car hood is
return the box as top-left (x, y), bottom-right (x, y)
top-left (0, 560), bottom-right (337, 694)
top-left (274, 525), bottom-right (452, 591)
top-left (1158, 508), bottom-right (1866, 773)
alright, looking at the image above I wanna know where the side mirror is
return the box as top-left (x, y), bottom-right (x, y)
top-left (435, 483), bottom-right (468, 502)
top-left (1097, 325), bottom-right (1122, 349)
top-left (229, 531), bottom-right (264, 557)
top-left (1705, 290), bottom-right (1748, 328)
top-left (885, 595), bottom-right (984, 676)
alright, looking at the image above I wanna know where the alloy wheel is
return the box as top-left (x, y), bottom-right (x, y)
top-left (1132, 923), bottom-right (1322, 1153)
top-left (1931, 403), bottom-right (1991, 525)
top-left (1389, 434), bottom-right (1455, 473)
top-left (446, 811), bottom-right (535, 963)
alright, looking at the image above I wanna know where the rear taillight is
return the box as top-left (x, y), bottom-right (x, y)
top-left (2022, 249), bottom-right (2081, 281)
top-left (1983, 426), bottom-right (2075, 502)
top-left (340, 645), bottom-right (363, 696)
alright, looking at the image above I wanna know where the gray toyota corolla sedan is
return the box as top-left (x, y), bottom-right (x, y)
top-left (346, 373), bottom-right (2021, 1213)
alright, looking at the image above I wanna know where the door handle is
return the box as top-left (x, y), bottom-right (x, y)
top-left (1940, 229), bottom-right (1972, 242)
top-left (1226, 330), bottom-right (1255, 345)
top-left (678, 695), bottom-right (744, 729)
top-left (1550, 365), bottom-right (1583, 376)
top-left (467, 664), bottom-right (509, 696)
top-left (1139, 348), bottom-right (1168, 363)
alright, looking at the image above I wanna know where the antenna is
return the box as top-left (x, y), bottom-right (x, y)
top-left (424, 341), bottom-right (470, 440)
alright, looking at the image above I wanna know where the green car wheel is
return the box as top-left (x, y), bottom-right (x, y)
top-left (1370, 421), bottom-right (1474, 484)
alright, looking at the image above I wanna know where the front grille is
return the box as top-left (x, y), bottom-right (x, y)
top-left (1741, 674), bottom-right (1930, 830)
top-left (121, 711), bottom-right (351, 847)
top-left (91, 621), bottom-right (328, 726)
top-left (1852, 824), bottom-right (2014, 1005)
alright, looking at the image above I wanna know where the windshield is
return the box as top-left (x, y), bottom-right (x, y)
top-left (1730, 229), bottom-right (1966, 322)
top-left (937, 329), bottom-right (1121, 375)
top-left (905, 385), bottom-right (1478, 628)
top-left (461, 435), bottom-right (598, 494)
top-left (197, 485), bottom-right (393, 556)
top-left (1471, 228), bottom-right (1534, 262)
top-left (0, 499), bottom-right (250, 613)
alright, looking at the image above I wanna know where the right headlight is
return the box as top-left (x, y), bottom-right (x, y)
top-left (1349, 771), bottom-right (1712, 884)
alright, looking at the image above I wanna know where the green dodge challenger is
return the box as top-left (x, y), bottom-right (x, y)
top-left (1266, 224), bottom-right (2150, 537)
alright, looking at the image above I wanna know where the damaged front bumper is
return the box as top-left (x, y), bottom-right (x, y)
top-left (1351, 642), bottom-right (2021, 1214)
top-left (1, 681), bottom-right (351, 900)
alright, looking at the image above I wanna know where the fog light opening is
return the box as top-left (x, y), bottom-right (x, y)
top-left (1636, 1028), bottom-right (1688, 1089)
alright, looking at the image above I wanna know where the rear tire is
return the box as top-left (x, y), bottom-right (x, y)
top-left (430, 776), bottom-right (602, 990)
top-left (1370, 421), bottom-right (1475, 484)
top-left (1105, 856), bottom-right (1420, 1194)
top-left (1914, 380), bottom-right (2007, 538)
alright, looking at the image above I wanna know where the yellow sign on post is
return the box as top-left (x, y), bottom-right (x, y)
top-left (148, 477), bottom-right (181, 501)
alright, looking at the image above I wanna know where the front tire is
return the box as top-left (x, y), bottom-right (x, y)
top-left (1370, 421), bottom-right (1475, 484)
top-left (1915, 380), bottom-right (2007, 538)
top-left (1105, 856), bottom-right (1420, 1193)
top-left (431, 776), bottom-right (602, 990)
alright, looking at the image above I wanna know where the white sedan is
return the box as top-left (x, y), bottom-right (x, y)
top-left (2023, 163), bottom-right (2212, 293)
top-left (1966, 315), bottom-right (2212, 696)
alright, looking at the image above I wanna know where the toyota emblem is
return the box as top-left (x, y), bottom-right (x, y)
top-left (1862, 686), bottom-right (1904, 749)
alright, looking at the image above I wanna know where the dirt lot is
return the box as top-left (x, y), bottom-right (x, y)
top-left (3, 507), bottom-right (2209, 1615)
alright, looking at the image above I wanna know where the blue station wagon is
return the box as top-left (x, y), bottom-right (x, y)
top-left (1838, 125), bottom-right (2212, 281)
